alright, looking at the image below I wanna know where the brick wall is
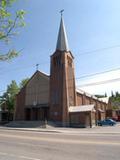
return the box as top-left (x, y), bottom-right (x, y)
top-left (14, 87), bottom-right (26, 120)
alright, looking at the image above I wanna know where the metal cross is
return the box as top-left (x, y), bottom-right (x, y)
top-left (60, 9), bottom-right (64, 16)
top-left (36, 64), bottom-right (39, 71)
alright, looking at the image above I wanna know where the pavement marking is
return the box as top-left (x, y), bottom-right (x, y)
top-left (0, 140), bottom-right (45, 148)
top-left (0, 133), bottom-right (120, 146)
top-left (0, 139), bottom-right (60, 151)
top-left (19, 156), bottom-right (41, 160)
top-left (0, 151), bottom-right (41, 160)
top-left (0, 152), bottom-right (7, 156)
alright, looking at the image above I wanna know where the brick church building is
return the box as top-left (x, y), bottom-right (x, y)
top-left (14, 15), bottom-right (108, 127)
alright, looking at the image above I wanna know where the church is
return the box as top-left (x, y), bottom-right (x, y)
top-left (14, 14), bottom-right (108, 128)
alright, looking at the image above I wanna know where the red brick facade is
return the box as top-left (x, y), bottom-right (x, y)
top-left (76, 91), bottom-right (107, 123)
top-left (14, 87), bottom-right (26, 120)
top-left (49, 50), bottom-right (76, 126)
top-left (14, 16), bottom-right (109, 127)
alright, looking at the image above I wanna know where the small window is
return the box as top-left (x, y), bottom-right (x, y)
top-left (53, 55), bottom-right (61, 67)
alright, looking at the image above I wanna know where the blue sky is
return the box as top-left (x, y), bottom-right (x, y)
top-left (1, 0), bottom-right (120, 96)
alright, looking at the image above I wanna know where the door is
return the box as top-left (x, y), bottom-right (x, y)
top-left (25, 108), bottom-right (31, 120)
top-left (43, 108), bottom-right (49, 120)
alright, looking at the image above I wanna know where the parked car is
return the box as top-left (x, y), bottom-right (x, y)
top-left (118, 116), bottom-right (120, 122)
top-left (97, 119), bottom-right (116, 126)
top-left (112, 116), bottom-right (120, 122)
top-left (112, 117), bottom-right (118, 121)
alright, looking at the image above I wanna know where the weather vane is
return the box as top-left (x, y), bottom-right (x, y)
top-left (60, 9), bottom-right (64, 16)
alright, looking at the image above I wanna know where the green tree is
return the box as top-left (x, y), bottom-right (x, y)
top-left (19, 78), bottom-right (29, 89)
top-left (105, 92), bottom-right (107, 97)
top-left (109, 90), bottom-right (120, 110)
top-left (0, 0), bottom-right (26, 61)
top-left (95, 94), bottom-right (105, 98)
top-left (0, 77), bottom-right (29, 120)
top-left (1, 80), bottom-right (19, 113)
top-left (115, 91), bottom-right (120, 97)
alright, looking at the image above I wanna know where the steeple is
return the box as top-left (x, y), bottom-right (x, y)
top-left (56, 13), bottom-right (69, 52)
top-left (50, 11), bottom-right (76, 126)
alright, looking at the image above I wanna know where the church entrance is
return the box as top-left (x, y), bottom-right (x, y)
top-left (25, 108), bottom-right (31, 120)
top-left (25, 107), bottom-right (49, 121)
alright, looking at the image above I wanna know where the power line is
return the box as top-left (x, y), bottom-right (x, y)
top-left (0, 76), bottom-right (120, 94)
top-left (0, 66), bottom-right (120, 93)
top-left (0, 44), bottom-right (120, 76)
top-left (78, 77), bottom-right (120, 88)
top-left (0, 45), bottom-right (120, 94)
top-left (0, 59), bottom-right (120, 81)
top-left (74, 44), bottom-right (120, 56)
top-left (76, 67), bottom-right (120, 80)
top-left (0, 59), bottom-right (120, 87)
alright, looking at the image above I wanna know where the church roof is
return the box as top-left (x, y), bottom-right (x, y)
top-left (98, 97), bottom-right (109, 103)
top-left (56, 16), bottom-right (69, 52)
top-left (76, 88), bottom-right (108, 104)
top-left (69, 105), bottom-right (96, 113)
top-left (17, 70), bottom-right (49, 96)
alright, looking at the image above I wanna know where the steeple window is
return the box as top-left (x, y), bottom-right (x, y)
top-left (53, 55), bottom-right (62, 67)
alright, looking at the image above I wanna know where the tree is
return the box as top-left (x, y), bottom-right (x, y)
top-left (0, 78), bottom-right (29, 112)
top-left (105, 92), bottom-right (107, 97)
top-left (115, 91), bottom-right (120, 97)
top-left (111, 91), bottom-right (114, 97)
top-left (0, 0), bottom-right (25, 61)
top-left (19, 78), bottom-right (29, 89)
top-left (95, 94), bottom-right (106, 98)
top-left (109, 90), bottom-right (120, 110)
top-left (0, 77), bottom-right (29, 120)
top-left (1, 80), bottom-right (19, 112)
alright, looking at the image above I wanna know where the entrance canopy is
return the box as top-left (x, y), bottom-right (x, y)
top-left (25, 103), bottom-right (49, 109)
top-left (98, 108), bottom-right (105, 113)
top-left (69, 104), bottom-right (96, 113)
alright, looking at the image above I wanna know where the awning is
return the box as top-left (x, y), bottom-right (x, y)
top-left (25, 103), bottom-right (49, 108)
top-left (98, 109), bottom-right (105, 113)
top-left (69, 104), bottom-right (96, 113)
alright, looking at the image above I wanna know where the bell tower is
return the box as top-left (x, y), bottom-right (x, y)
top-left (49, 12), bottom-right (76, 126)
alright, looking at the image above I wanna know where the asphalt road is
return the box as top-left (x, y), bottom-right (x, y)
top-left (0, 127), bottom-right (120, 160)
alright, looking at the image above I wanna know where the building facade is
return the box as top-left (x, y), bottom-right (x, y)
top-left (14, 15), bottom-right (108, 127)
top-left (14, 71), bottom-right (49, 121)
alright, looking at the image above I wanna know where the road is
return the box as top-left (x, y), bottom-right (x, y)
top-left (0, 127), bottom-right (120, 160)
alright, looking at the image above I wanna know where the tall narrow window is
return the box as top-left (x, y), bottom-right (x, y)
top-left (53, 55), bottom-right (61, 67)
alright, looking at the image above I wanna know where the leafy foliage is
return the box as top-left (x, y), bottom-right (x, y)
top-left (0, 78), bottom-right (29, 113)
top-left (109, 91), bottom-right (120, 110)
top-left (110, 91), bottom-right (120, 101)
top-left (1, 80), bottom-right (19, 112)
top-left (0, 0), bottom-right (26, 60)
top-left (19, 78), bottom-right (29, 89)
top-left (95, 93), bottom-right (107, 98)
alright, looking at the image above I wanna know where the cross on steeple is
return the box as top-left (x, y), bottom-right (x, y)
top-left (56, 10), bottom-right (69, 51)
top-left (60, 9), bottom-right (64, 16)
top-left (36, 64), bottom-right (39, 71)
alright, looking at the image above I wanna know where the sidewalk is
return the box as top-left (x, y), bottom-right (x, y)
top-left (0, 123), bottom-right (120, 134)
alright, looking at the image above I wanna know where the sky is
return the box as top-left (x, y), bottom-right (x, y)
top-left (1, 0), bottom-right (120, 96)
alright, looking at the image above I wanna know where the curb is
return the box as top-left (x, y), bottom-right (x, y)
top-left (0, 127), bottom-right (61, 133)
top-left (0, 127), bottom-right (120, 135)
